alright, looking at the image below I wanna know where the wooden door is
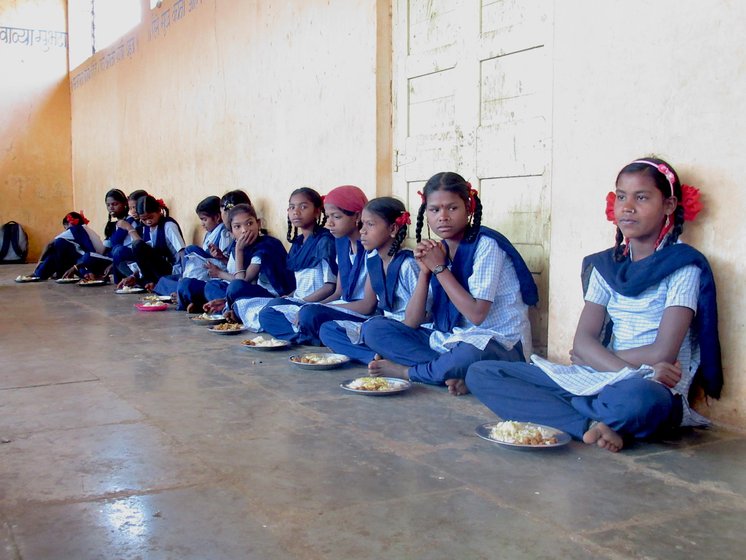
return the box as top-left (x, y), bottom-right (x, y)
top-left (391, 0), bottom-right (553, 354)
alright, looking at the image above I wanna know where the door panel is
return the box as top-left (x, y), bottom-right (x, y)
top-left (393, 0), bottom-right (552, 354)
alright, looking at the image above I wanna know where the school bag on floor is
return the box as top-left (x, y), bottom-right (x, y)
top-left (0, 221), bottom-right (29, 264)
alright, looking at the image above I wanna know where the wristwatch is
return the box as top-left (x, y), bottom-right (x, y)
top-left (432, 264), bottom-right (447, 276)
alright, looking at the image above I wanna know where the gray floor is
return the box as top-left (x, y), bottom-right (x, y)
top-left (1, 265), bottom-right (745, 560)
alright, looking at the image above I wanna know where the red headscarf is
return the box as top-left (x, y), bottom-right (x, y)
top-left (323, 185), bottom-right (368, 214)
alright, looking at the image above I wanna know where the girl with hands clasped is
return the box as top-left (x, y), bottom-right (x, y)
top-left (361, 172), bottom-right (538, 395)
top-left (466, 157), bottom-right (722, 452)
top-left (319, 197), bottom-right (417, 363)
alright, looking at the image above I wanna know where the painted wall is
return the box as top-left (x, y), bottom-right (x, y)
top-left (0, 0), bottom-right (71, 259)
top-left (70, 0), bottom-right (385, 246)
top-left (549, 0), bottom-right (746, 426)
top-left (68, 0), bottom-right (744, 426)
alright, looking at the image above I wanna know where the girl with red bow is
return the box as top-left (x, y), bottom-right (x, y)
top-left (467, 157), bottom-right (721, 452)
top-left (319, 196), bottom-right (418, 362)
top-left (26, 211), bottom-right (107, 281)
top-left (359, 171), bottom-right (538, 394)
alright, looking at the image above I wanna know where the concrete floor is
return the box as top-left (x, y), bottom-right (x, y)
top-left (1, 265), bottom-right (745, 560)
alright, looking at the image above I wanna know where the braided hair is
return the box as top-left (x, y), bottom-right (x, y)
top-left (613, 157), bottom-right (683, 262)
top-left (365, 197), bottom-right (409, 256)
top-left (104, 188), bottom-right (128, 239)
top-left (414, 172), bottom-right (482, 243)
top-left (286, 187), bottom-right (327, 242)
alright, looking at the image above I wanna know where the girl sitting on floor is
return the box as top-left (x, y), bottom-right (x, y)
top-left (257, 187), bottom-right (337, 340)
top-left (31, 212), bottom-right (107, 280)
top-left (294, 185), bottom-right (370, 345)
top-left (156, 195), bottom-right (233, 298)
top-left (361, 171), bottom-right (538, 395)
top-left (207, 204), bottom-right (294, 325)
top-left (177, 191), bottom-right (253, 313)
top-left (116, 195), bottom-right (186, 290)
top-left (319, 197), bottom-right (416, 363)
top-left (110, 189), bottom-right (148, 282)
top-left (466, 157), bottom-right (721, 452)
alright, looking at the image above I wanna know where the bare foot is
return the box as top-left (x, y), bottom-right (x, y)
top-left (583, 422), bottom-right (623, 452)
top-left (367, 357), bottom-right (410, 380)
top-left (445, 378), bottom-right (469, 396)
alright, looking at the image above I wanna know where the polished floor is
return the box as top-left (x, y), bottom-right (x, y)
top-left (1, 265), bottom-right (745, 560)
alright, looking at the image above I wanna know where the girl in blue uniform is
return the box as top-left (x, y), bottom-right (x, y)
top-left (219, 204), bottom-right (295, 326)
top-left (159, 195), bottom-right (232, 300)
top-left (295, 185), bottom-right (370, 345)
top-left (31, 212), bottom-right (107, 280)
top-left (178, 192), bottom-right (254, 313)
top-left (319, 197), bottom-right (416, 363)
top-left (110, 189), bottom-right (148, 282)
top-left (466, 157), bottom-right (721, 452)
top-left (362, 171), bottom-right (538, 395)
top-left (74, 189), bottom-right (128, 280)
top-left (257, 188), bottom-right (337, 339)
top-left (116, 195), bottom-right (186, 289)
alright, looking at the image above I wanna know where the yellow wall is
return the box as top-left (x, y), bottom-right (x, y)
top-left (70, 0), bottom-right (385, 246)
top-left (67, 0), bottom-right (744, 426)
top-left (548, 0), bottom-right (746, 426)
top-left (0, 0), bottom-right (71, 259)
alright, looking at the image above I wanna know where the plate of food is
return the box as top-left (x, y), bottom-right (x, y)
top-left (189, 313), bottom-right (226, 325)
top-left (241, 335), bottom-right (291, 351)
top-left (15, 275), bottom-right (43, 283)
top-left (208, 322), bottom-right (249, 335)
top-left (134, 302), bottom-right (169, 312)
top-left (141, 294), bottom-right (173, 303)
top-left (474, 421), bottom-right (570, 449)
top-left (78, 279), bottom-right (108, 286)
top-left (289, 353), bottom-right (350, 370)
top-left (55, 277), bottom-right (80, 284)
top-left (340, 376), bottom-right (412, 395)
top-left (115, 286), bottom-right (146, 294)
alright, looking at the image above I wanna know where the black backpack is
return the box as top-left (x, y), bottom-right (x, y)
top-left (0, 221), bottom-right (29, 264)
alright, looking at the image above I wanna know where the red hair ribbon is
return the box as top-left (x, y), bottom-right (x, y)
top-left (605, 192), bottom-right (617, 223)
top-left (320, 195), bottom-right (326, 204)
top-left (395, 211), bottom-right (411, 227)
top-left (78, 210), bottom-right (89, 225)
top-left (156, 198), bottom-right (166, 209)
top-left (65, 213), bottom-right (79, 226)
top-left (681, 184), bottom-right (702, 221)
top-left (605, 184), bottom-right (703, 224)
top-left (466, 183), bottom-right (479, 214)
top-left (416, 190), bottom-right (426, 204)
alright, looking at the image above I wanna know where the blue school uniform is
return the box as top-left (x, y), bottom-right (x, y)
top-left (296, 237), bottom-right (370, 345)
top-left (175, 240), bottom-right (238, 310)
top-left (33, 225), bottom-right (107, 279)
top-left (258, 228), bottom-right (338, 342)
top-left (110, 217), bottom-right (143, 281)
top-left (466, 242), bottom-right (721, 441)
top-left (230, 235), bottom-right (295, 329)
top-left (132, 217), bottom-right (185, 284)
top-left (361, 226), bottom-right (536, 385)
top-left (158, 224), bottom-right (233, 297)
top-left (319, 250), bottom-right (418, 363)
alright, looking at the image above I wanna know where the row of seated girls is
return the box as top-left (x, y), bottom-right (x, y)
top-left (28, 157), bottom-right (722, 453)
